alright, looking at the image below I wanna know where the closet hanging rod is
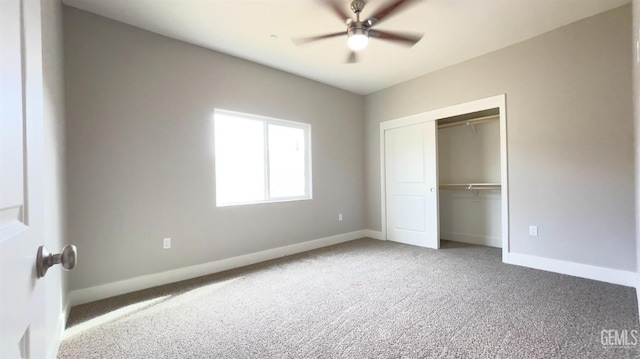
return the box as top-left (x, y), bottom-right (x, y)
top-left (437, 114), bottom-right (499, 130)
top-left (439, 183), bottom-right (501, 190)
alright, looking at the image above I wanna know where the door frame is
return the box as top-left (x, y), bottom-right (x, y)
top-left (380, 94), bottom-right (509, 259)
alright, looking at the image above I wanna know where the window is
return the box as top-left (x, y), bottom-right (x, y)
top-left (213, 109), bottom-right (312, 206)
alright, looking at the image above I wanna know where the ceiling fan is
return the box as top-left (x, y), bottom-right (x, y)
top-left (293, 0), bottom-right (424, 63)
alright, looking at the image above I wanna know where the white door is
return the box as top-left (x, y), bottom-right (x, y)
top-left (385, 120), bottom-right (439, 249)
top-left (0, 0), bottom-right (48, 358)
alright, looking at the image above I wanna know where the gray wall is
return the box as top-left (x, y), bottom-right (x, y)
top-left (64, 7), bottom-right (365, 290)
top-left (365, 5), bottom-right (635, 271)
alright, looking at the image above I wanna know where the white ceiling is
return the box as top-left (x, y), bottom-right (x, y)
top-left (62, 0), bottom-right (630, 95)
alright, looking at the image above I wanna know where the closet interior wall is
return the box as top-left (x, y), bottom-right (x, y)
top-left (438, 113), bottom-right (502, 248)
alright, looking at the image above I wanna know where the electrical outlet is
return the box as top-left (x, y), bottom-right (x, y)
top-left (529, 226), bottom-right (538, 237)
top-left (163, 237), bottom-right (171, 249)
top-left (338, 213), bottom-right (343, 221)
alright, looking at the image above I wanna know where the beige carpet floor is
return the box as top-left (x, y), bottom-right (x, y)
top-left (58, 238), bottom-right (640, 358)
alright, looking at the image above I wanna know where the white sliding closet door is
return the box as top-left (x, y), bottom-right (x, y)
top-left (385, 121), bottom-right (439, 249)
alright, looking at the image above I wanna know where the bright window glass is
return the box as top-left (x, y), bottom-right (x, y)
top-left (214, 110), bottom-right (311, 206)
top-left (268, 124), bottom-right (306, 198)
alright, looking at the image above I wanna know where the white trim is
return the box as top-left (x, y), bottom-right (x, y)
top-left (505, 252), bottom-right (637, 287)
top-left (499, 97), bottom-right (510, 259)
top-left (637, 275), bottom-right (640, 322)
top-left (379, 123), bottom-right (387, 240)
top-left (379, 95), bottom-right (509, 253)
top-left (363, 230), bottom-right (384, 240)
top-left (69, 230), bottom-right (365, 306)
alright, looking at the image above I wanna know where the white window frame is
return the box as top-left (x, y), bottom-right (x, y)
top-left (214, 109), bottom-right (313, 207)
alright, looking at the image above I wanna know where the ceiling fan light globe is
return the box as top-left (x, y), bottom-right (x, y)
top-left (348, 34), bottom-right (368, 51)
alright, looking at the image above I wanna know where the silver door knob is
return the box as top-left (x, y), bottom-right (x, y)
top-left (36, 244), bottom-right (77, 278)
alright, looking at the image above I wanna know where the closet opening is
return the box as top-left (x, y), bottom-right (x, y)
top-left (437, 108), bottom-right (502, 248)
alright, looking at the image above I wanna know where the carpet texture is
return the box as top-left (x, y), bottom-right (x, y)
top-left (58, 239), bottom-right (640, 358)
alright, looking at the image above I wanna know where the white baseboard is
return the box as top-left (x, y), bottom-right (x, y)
top-left (363, 229), bottom-right (384, 240)
top-left (441, 231), bottom-right (501, 248)
top-left (69, 230), bottom-right (366, 306)
top-left (505, 252), bottom-right (637, 287)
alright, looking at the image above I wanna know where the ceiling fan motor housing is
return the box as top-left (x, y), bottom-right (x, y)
top-left (348, 22), bottom-right (368, 37)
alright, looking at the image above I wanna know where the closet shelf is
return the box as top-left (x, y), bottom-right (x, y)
top-left (437, 114), bottom-right (499, 130)
top-left (439, 183), bottom-right (501, 190)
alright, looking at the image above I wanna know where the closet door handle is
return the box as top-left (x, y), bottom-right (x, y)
top-left (430, 187), bottom-right (436, 192)
top-left (36, 244), bottom-right (77, 278)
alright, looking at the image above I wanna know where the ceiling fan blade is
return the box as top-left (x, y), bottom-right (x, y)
top-left (369, 29), bottom-right (423, 46)
top-left (292, 31), bottom-right (345, 46)
top-left (319, 0), bottom-right (352, 23)
top-left (365, 0), bottom-right (419, 27)
top-left (346, 51), bottom-right (358, 63)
